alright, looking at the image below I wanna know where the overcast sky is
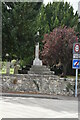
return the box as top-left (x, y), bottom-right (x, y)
top-left (43, 0), bottom-right (80, 13)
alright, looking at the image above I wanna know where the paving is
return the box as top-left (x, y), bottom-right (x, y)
top-left (0, 94), bottom-right (78, 119)
top-left (0, 92), bottom-right (78, 101)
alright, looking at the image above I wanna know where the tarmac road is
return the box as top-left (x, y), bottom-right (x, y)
top-left (0, 96), bottom-right (78, 119)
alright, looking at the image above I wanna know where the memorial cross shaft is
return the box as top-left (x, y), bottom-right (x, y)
top-left (33, 42), bottom-right (42, 66)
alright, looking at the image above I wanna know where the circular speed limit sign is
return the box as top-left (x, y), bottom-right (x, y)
top-left (74, 43), bottom-right (80, 53)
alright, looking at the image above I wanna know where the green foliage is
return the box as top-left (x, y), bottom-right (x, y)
top-left (2, 2), bottom-right (42, 64)
top-left (0, 68), bottom-right (14, 74)
top-left (36, 2), bottom-right (78, 38)
top-left (2, 2), bottom-right (79, 67)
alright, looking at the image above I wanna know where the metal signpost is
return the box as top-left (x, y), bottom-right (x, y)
top-left (73, 43), bottom-right (80, 97)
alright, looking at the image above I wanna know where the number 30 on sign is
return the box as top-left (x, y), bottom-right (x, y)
top-left (73, 43), bottom-right (80, 54)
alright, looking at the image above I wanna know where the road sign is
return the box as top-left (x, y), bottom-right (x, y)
top-left (73, 54), bottom-right (80, 59)
top-left (73, 43), bottom-right (80, 54)
top-left (74, 44), bottom-right (80, 52)
top-left (73, 59), bottom-right (80, 69)
top-left (73, 43), bottom-right (80, 97)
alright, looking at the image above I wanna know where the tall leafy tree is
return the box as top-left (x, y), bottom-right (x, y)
top-left (37, 2), bottom-right (78, 37)
top-left (41, 27), bottom-right (78, 75)
top-left (2, 2), bottom-right (42, 65)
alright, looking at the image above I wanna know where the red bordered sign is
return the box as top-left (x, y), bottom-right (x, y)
top-left (74, 43), bottom-right (80, 53)
top-left (73, 43), bottom-right (80, 54)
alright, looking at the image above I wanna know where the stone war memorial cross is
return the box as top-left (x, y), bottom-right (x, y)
top-left (33, 42), bottom-right (42, 66)
top-left (28, 42), bottom-right (53, 74)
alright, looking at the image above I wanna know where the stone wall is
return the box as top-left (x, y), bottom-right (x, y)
top-left (0, 74), bottom-right (80, 96)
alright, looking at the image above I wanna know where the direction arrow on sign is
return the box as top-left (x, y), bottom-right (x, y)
top-left (72, 43), bottom-right (80, 97)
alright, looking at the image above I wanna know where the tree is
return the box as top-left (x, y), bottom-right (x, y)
top-left (2, 1), bottom-right (79, 67)
top-left (41, 27), bottom-right (79, 75)
top-left (36, 2), bottom-right (78, 38)
top-left (2, 2), bottom-right (42, 65)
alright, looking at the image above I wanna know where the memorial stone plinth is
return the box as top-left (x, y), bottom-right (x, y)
top-left (28, 65), bottom-right (54, 75)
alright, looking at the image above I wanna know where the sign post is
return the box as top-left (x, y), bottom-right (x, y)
top-left (73, 43), bottom-right (80, 97)
top-left (75, 69), bottom-right (78, 97)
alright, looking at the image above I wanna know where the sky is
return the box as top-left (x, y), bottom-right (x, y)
top-left (43, 0), bottom-right (80, 13)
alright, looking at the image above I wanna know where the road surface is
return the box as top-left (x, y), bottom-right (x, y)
top-left (0, 96), bottom-right (78, 119)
